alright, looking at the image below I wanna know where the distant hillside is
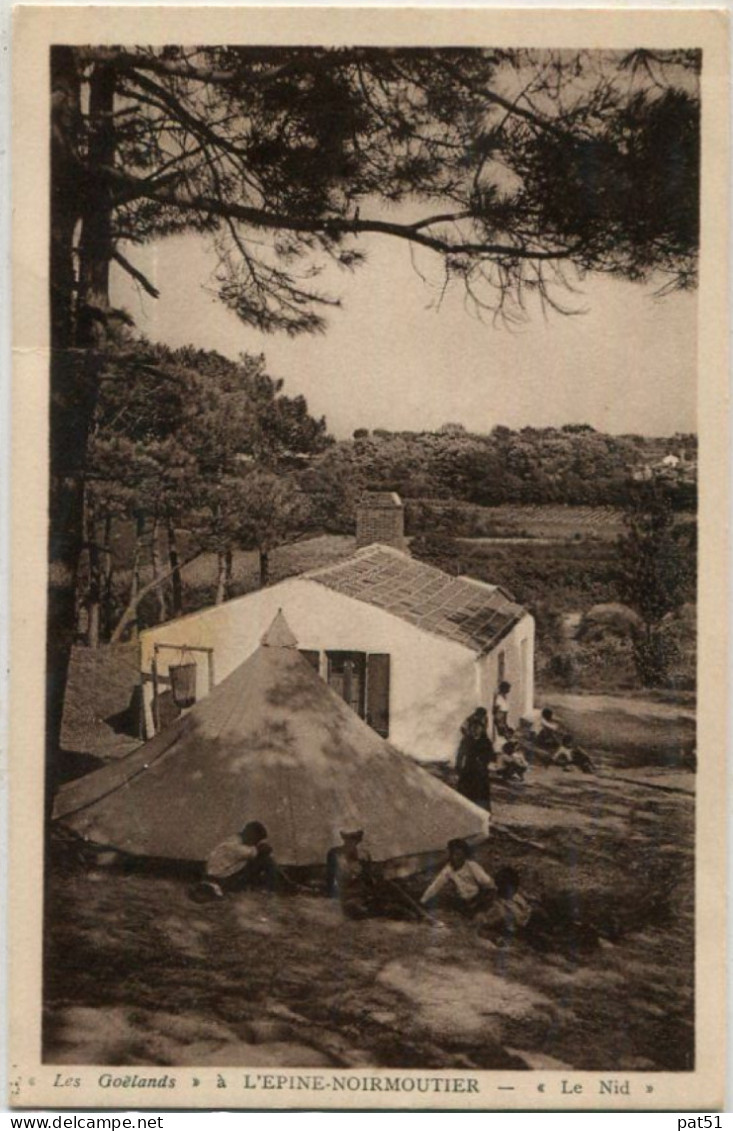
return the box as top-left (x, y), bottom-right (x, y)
top-left (301, 426), bottom-right (697, 530)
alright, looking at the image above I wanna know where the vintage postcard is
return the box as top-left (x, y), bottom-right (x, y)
top-left (9, 5), bottom-right (729, 1111)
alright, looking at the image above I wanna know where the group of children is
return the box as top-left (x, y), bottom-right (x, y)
top-left (190, 687), bottom-right (599, 950)
top-left (195, 823), bottom-right (538, 949)
top-left (454, 685), bottom-right (595, 809)
top-left (519, 706), bottom-right (595, 774)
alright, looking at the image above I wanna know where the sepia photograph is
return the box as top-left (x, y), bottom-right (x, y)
top-left (8, 6), bottom-right (729, 1111)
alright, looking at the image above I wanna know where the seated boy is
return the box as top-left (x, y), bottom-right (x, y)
top-left (552, 734), bottom-right (575, 770)
top-left (421, 838), bottom-right (496, 917)
top-left (478, 866), bottom-right (532, 945)
top-left (195, 820), bottom-right (276, 900)
top-left (327, 829), bottom-right (423, 921)
top-left (536, 708), bottom-right (561, 753)
top-left (495, 737), bottom-right (529, 783)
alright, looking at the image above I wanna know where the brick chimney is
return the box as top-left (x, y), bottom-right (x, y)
top-left (356, 492), bottom-right (406, 550)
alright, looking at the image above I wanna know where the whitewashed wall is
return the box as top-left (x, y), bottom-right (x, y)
top-left (476, 612), bottom-right (535, 731)
top-left (139, 580), bottom-right (534, 763)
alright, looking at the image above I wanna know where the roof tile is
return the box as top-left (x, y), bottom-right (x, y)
top-left (307, 546), bottom-right (526, 653)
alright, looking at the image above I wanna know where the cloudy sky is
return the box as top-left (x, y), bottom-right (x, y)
top-left (112, 230), bottom-right (697, 440)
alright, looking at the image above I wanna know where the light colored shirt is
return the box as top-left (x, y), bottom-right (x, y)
top-left (421, 859), bottom-right (496, 904)
top-left (496, 749), bottom-right (528, 771)
top-left (493, 693), bottom-right (509, 717)
top-left (206, 836), bottom-right (258, 879)
top-left (521, 708), bottom-right (558, 736)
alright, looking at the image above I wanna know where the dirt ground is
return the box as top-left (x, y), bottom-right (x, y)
top-left (44, 698), bottom-right (695, 1072)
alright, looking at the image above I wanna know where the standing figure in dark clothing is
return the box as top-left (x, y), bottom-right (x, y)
top-left (455, 710), bottom-right (493, 810)
top-left (461, 706), bottom-right (489, 739)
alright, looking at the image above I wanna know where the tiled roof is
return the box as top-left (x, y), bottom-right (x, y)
top-left (305, 545), bottom-right (526, 654)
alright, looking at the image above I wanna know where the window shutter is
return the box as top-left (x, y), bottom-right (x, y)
top-left (366, 653), bottom-right (390, 738)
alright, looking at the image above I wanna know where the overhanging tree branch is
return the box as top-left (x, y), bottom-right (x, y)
top-left (103, 165), bottom-right (581, 261)
top-left (79, 46), bottom-right (350, 89)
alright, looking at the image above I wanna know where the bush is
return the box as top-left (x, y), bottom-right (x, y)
top-left (546, 651), bottom-right (578, 687)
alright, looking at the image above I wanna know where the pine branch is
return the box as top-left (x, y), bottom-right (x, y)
top-left (103, 165), bottom-right (580, 262)
top-left (111, 249), bottom-right (160, 298)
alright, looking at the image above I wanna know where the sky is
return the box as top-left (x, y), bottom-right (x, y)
top-left (112, 231), bottom-right (697, 440)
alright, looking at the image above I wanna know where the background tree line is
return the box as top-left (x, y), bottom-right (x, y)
top-left (307, 425), bottom-right (697, 529)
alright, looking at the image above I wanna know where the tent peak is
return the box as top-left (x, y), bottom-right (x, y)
top-left (261, 609), bottom-right (299, 649)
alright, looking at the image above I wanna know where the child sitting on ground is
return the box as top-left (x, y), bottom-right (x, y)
top-left (494, 735), bottom-right (529, 783)
top-left (553, 735), bottom-right (596, 774)
top-left (191, 820), bottom-right (276, 901)
top-left (552, 734), bottom-right (575, 770)
top-left (420, 838), bottom-right (496, 918)
top-left (477, 866), bottom-right (533, 946)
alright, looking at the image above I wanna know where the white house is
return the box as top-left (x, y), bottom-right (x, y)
top-left (138, 498), bottom-right (535, 764)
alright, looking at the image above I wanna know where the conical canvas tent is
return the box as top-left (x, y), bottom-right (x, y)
top-left (54, 613), bottom-right (489, 869)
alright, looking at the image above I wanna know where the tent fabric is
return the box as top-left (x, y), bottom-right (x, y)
top-left (53, 626), bottom-right (488, 868)
top-left (260, 608), bottom-right (299, 649)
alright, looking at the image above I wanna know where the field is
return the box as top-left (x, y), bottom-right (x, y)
top-left (45, 696), bottom-right (694, 1073)
top-left (448, 503), bottom-right (627, 542)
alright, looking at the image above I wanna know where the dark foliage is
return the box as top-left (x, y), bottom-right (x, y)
top-left (308, 427), bottom-right (697, 524)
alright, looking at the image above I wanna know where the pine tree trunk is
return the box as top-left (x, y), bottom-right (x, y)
top-left (46, 51), bottom-right (115, 806)
top-left (215, 550), bottom-right (228, 605)
top-left (110, 550), bottom-right (203, 645)
top-left (127, 513), bottom-right (146, 641)
top-left (86, 506), bottom-right (102, 650)
top-left (168, 520), bottom-right (183, 616)
top-left (259, 548), bottom-right (270, 588)
top-left (101, 512), bottom-right (114, 639)
top-left (150, 517), bottom-right (167, 623)
top-left (47, 48), bottom-right (84, 806)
